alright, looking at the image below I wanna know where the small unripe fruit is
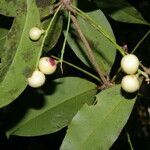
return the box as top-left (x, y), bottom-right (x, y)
top-left (121, 54), bottom-right (139, 74)
top-left (38, 57), bottom-right (57, 75)
top-left (27, 70), bottom-right (46, 88)
top-left (29, 27), bottom-right (44, 41)
top-left (121, 75), bottom-right (140, 93)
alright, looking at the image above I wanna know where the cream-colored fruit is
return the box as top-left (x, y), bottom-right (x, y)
top-left (27, 70), bottom-right (46, 88)
top-left (29, 27), bottom-right (43, 41)
top-left (121, 54), bottom-right (139, 74)
top-left (38, 57), bottom-right (57, 75)
top-left (121, 75), bottom-right (140, 93)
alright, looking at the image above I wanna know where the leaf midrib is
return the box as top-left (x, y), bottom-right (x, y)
top-left (70, 96), bottom-right (134, 150)
top-left (81, 101), bottom-right (124, 149)
top-left (1, 0), bottom-right (29, 84)
top-left (111, 6), bottom-right (148, 25)
top-left (9, 87), bottom-right (96, 135)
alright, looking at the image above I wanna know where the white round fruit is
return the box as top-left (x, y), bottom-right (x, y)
top-left (38, 57), bottom-right (57, 75)
top-left (121, 75), bottom-right (140, 93)
top-left (121, 54), bottom-right (139, 75)
top-left (29, 27), bottom-right (44, 41)
top-left (27, 70), bottom-right (46, 88)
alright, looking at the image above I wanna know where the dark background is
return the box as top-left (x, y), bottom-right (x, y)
top-left (0, 0), bottom-right (149, 149)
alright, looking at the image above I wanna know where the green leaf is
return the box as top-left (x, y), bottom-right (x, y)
top-left (95, 0), bottom-right (149, 25)
top-left (6, 77), bottom-right (97, 137)
top-left (110, 6), bottom-right (150, 25)
top-left (61, 85), bottom-right (136, 150)
top-left (42, 14), bottom-right (63, 52)
top-left (0, 0), bottom-right (42, 108)
top-left (36, 0), bottom-right (55, 8)
top-left (0, 28), bottom-right (9, 57)
top-left (0, 0), bottom-right (56, 17)
top-left (0, 0), bottom-right (20, 17)
top-left (67, 10), bottom-right (116, 74)
top-left (36, 0), bottom-right (56, 19)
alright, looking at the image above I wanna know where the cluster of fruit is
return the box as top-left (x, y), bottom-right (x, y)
top-left (121, 54), bottom-right (140, 93)
top-left (27, 27), bottom-right (141, 92)
top-left (27, 27), bottom-right (57, 88)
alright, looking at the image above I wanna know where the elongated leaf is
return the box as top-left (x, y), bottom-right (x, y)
top-left (61, 85), bottom-right (136, 150)
top-left (0, 0), bottom-right (42, 108)
top-left (67, 10), bottom-right (116, 74)
top-left (42, 14), bottom-right (63, 52)
top-left (0, 0), bottom-right (56, 17)
top-left (0, 0), bottom-right (18, 17)
top-left (0, 28), bottom-right (8, 57)
top-left (95, 0), bottom-right (149, 25)
top-left (110, 6), bottom-right (149, 25)
top-left (36, 0), bottom-right (56, 19)
top-left (6, 77), bottom-right (97, 137)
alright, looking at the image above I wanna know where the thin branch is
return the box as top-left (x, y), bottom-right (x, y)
top-left (52, 56), bottom-right (100, 82)
top-left (71, 5), bottom-right (126, 56)
top-left (36, 4), bottom-right (62, 67)
top-left (126, 132), bottom-right (134, 150)
top-left (60, 11), bottom-right (71, 73)
top-left (132, 30), bottom-right (150, 53)
top-left (53, 1), bottom-right (62, 9)
top-left (65, 4), bottom-right (149, 85)
top-left (70, 14), bottom-right (107, 84)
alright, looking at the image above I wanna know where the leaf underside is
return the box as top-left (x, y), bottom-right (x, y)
top-left (6, 77), bottom-right (97, 137)
top-left (95, 0), bottom-right (149, 25)
top-left (61, 85), bottom-right (136, 150)
top-left (67, 10), bottom-right (116, 75)
top-left (0, 0), bottom-right (42, 108)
